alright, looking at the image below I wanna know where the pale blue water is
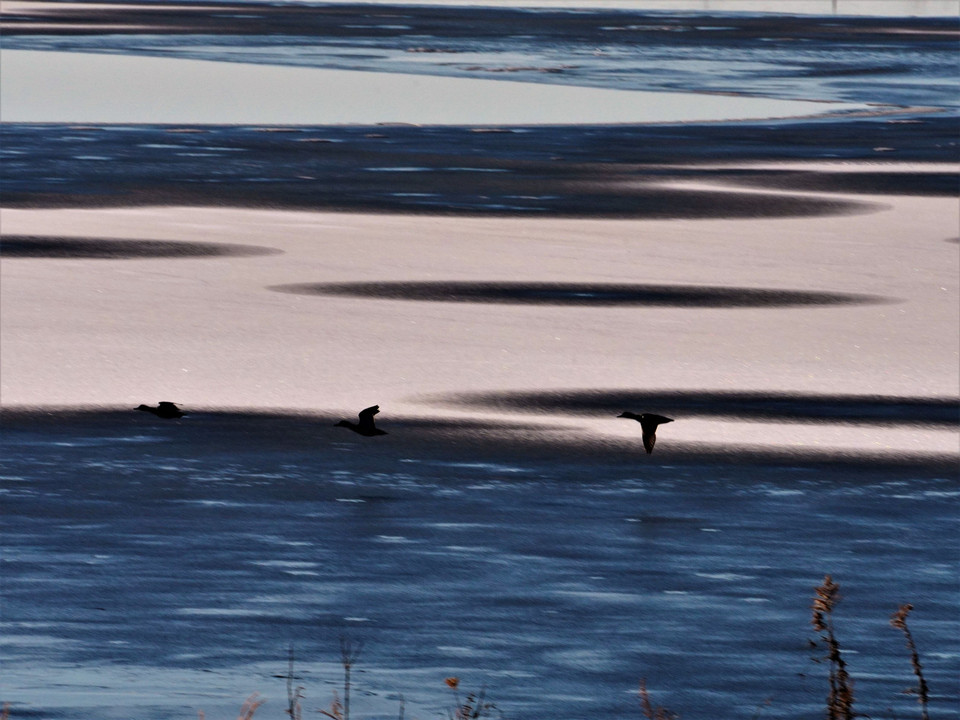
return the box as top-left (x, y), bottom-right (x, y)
top-left (1, 413), bottom-right (958, 719)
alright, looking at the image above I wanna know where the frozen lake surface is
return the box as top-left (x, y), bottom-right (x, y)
top-left (0, 49), bottom-right (869, 125)
top-left (254, 0), bottom-right (957, 13)
top-left (2, 411), bottom-right (958, 720)
top-left (4, 3), bottom-right (956, 122)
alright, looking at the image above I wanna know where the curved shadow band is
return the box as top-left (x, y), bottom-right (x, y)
top-left (1, 236), bottom-right (282, 259)
top-left (269, 281), bottom-right (889, 308)
top-left (431, 389), bottom-right (960, 427)
top-left (2, 407), bottom-right (955, 476)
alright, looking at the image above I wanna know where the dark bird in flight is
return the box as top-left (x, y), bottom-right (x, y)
top-left (336, 405), bottom-right (387, 436)
top-left (137, 401), bottom-right (185, 419)
top-left (618, 412), bottom-right (673, 454)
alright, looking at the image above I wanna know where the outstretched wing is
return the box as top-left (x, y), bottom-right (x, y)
top-left (357, 405), bottom-right (380, 431)
top-left (640, 414), bottom-right (673, 431)
top-left (639, 414), bottom-right (672, 454)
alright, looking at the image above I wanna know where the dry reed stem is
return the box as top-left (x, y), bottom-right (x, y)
top-left (319, 690), bottom-right (344, 720)
top-left (445, 677), bottom-right (497, 719)
top-left (237, 692), bottom-right (265, 720)
top-left (811, 575), bottom-right (856, 720)
top-left (286, 644), bottom-right (304, 720)
top-left (340, 636), bottom-right (363, 720)
top-left (890, 604), bottom-right (931, 720)
top-left (639, 679), bottom-right (679, 720)
top-left (446, 677), bottom-right (463, 718)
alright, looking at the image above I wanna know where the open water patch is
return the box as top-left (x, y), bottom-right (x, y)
top-left (1, 123), bottom-right (943, 216)
top-left (725, 169), bottom-right (960, 197)
top-left (1, 235), bottom-right (281, 259)
top-left (268, 281), bottom-right (889, 308)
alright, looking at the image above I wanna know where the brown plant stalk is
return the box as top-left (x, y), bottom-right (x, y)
top-left (890, 604), bottom-right (930, 720)
top-left (340, 636), bottom-right (363, 720)
top-left (237, 692), bottom-right (265, 720)
top-left (811, 575), bottom-right (856, 720)
top-left (286, 644), bottom-right (304, 720)
top-left (639, 678), bottom-right (679, 720)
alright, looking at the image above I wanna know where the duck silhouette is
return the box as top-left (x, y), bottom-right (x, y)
top-left (618, 412), bottom-right (673, 454)
top-left (137, 401), bottom-right (185, 419)
top-left (336, 405), bottom-right (387, 436)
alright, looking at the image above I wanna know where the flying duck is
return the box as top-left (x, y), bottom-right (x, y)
top-left (618, 412), bottom-right (673, 454)
top-left (336, 405), bottom-right (387, 436)
top-left (137, 402), bottom-right (185, 419)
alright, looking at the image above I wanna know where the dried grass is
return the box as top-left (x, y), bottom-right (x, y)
top-left (810, 574), bottom-right (856, 719)
top-left (286, 644), bottom-right (304, 720)
top-left (444, 677), bottom-right (498, 720)
top-left (638, 678), bottom-right (679, 720)
top-left (890, 604), bottom-right (931, 720)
